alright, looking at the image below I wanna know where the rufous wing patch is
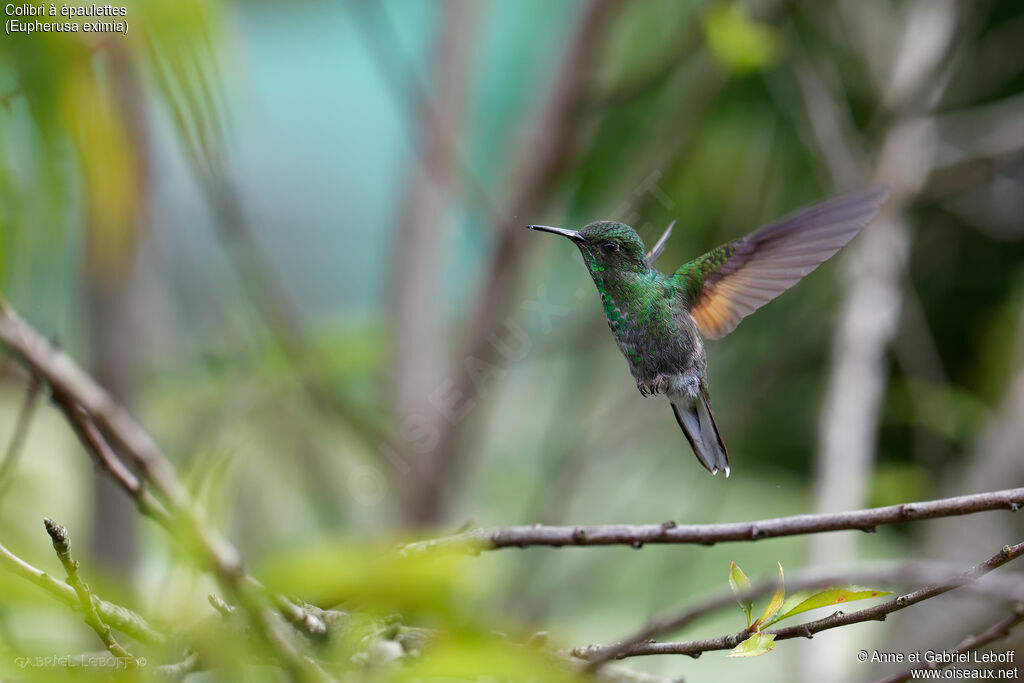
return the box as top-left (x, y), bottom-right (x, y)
top-left (683, 186), bottom-right (889, 339)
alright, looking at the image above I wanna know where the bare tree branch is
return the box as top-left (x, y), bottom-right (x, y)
top-left (52, 395), bottom-right (172, 525)
top-left (0, 301), bottom-right (240, 572)
top-left (574, 541), bottom-right (1024, 665)
top-left (402, 488), bottom-right (1024, 553)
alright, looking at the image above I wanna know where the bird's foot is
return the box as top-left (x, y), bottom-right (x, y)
top-left (650, 374), bottom-right (670, 396)
top-left (637, 375), bottom-right (671, 397)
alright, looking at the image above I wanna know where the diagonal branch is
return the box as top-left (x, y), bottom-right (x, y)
top-left (402, 487), bottom-right (1024, 553)
top-left (0, 301), bottom-right (241, 576)
top-left (0, 301), bottom-right (328, 645)
top-left (575, 541), bottom-right (1024, 665)
top-left (52, 395), bottom-right (172, 525)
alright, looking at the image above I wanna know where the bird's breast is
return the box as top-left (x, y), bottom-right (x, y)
top-left (608, 303), bottom-right (704, 383)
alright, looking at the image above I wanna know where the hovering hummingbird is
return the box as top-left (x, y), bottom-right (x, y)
top-left (528, 187), bottom-right (888, 476)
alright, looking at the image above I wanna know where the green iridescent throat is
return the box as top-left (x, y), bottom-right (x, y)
top-left (586, 253), bottom-right (678, 366)
top-left (586, 253), bottom-right (639, 364)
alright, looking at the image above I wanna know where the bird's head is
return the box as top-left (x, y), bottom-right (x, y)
top-left (528, 221), bottom-right (648, 274)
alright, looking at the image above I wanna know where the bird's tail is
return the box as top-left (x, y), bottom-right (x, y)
top-left (671, 386), bottom-right (730, 476)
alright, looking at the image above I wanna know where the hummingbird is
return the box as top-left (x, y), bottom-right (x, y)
top-left (528, 186), bottom-right (888, 476)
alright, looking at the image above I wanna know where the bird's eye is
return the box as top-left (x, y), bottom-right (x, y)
top-left (602, 241), bottom-right (620, 253)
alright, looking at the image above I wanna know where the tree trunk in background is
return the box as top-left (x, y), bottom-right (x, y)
top-left (390, 0), bottom-right (479, 525)
top-left (914, 316), bottom-right (1024, 648)
top-left (86, 276), bottom-right (142, 573)
top-left (397, 0), bottom-right (619, 524)
top-left (84, 45), bottom-right (150, 574)
top-left (806, 2), bottom-right (956, 680)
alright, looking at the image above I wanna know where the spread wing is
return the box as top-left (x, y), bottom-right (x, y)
top-left (675, 186), bottom-right (888, 340)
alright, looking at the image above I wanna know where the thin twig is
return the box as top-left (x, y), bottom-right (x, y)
top-left (57, 391), bottom-right (327, 637)
top-left (873, 604), bottom-right (1024, 683)
top-left (0, 374), bottom-right (41, 499)
top-left (43, 518), bottom-right (137, 663)
top-left (156, 651), bottom-right (201, 681)
top-left (402, 488), bottom-right (1024, 553)
top-left (51, 394), bottom-right (172, 525)
top-left (0, 303), bottom-right (328, 642)
top-left (0, 303), bottom-right (198, 518)
top-left (575, 541), bottom-right (1024, 665)
top-left (0, 538), bottom-right (165, 645)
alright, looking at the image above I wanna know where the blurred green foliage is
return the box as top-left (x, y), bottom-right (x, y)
top-left (703, 3), bottom-right (781, 74)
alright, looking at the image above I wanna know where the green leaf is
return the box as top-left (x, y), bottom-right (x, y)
top-left (702, 3), bottom-right (782, 74)
top-left (767, 586), bottom-right (892, 626)
top-left (753, 562), bottom-right (785, 628)
top-left (727, 631), bottom-right (776, 658)
top-left (728, 561), bottom-right (753, 627)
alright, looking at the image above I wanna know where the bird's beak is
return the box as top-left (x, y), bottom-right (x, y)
top-left (527, 225), bottom-right (585, 244)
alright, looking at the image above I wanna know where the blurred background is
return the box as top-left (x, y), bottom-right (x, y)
top-left (1, 0), bottom-right (1024, 680)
